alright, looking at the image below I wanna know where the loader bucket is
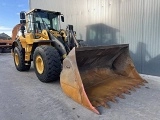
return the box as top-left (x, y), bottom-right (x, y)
top-left (60, 44), bottom-right (147, 114)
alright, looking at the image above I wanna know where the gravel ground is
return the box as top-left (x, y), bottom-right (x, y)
top-left (0, 53), bottom-right (160, 120)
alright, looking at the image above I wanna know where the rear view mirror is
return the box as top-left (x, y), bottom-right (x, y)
top-left (61, 16), bottom-right (64, 22)
top-left (20, 11), bottom-right (25, 19)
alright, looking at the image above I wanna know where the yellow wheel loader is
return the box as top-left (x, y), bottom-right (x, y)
top-left (12, 9), bottom-right (147, 114)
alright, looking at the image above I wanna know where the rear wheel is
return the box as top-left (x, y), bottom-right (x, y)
top-left (14, 47), bottom-right (31, 71)
top-left (33, 45), bottom-right (61, 82)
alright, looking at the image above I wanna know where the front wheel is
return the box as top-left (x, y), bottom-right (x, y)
top-left (33, 45), bottom-right (61, 82)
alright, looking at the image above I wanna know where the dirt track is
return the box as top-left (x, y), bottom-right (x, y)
top-left (0, 53), bottom-right (160, 120)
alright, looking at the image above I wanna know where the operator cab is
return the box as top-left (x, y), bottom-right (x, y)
top-left (20, 9), bottom-right (64, 35)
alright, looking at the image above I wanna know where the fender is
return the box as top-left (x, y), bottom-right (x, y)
top-left (12, 40), bottom-right (25, 59)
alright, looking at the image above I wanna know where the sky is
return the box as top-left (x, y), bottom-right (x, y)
top-left (0, 0), bottom-right (29, 36)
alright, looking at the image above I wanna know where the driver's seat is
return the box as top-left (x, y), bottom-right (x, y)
top-left (34, 21), bottom-right (41, 33)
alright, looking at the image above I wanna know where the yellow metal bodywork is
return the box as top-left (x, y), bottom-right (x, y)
top-left (16, 29), bottom-right (51, 62)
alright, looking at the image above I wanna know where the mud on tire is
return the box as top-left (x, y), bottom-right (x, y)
top-left (33, 45), bottom-right (61, 82)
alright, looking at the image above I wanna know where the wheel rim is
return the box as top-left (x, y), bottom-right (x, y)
top-left (14, 53), bottom-right (19, 66)
top-left (35, 55), bottom-right (44, 74)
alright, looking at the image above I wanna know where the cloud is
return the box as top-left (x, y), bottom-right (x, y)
top-left (18, 4), bottom-right (24, 8)
top-left (0, 26), bottom-right (12, 31)
top-left (0, 26), bottom-right (12, 36)
top-left (1, 3), bottom-right (14, 7)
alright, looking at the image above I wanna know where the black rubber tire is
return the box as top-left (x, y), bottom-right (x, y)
top-left (33, 45), bottom-right (61, 83)
top-left (14, 47), bottom-right (31, 71)
top-left (0, 48), bottom-right (3, 53)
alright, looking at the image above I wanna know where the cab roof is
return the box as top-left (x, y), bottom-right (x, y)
top-left (26, 9), bottom-right (62, 15)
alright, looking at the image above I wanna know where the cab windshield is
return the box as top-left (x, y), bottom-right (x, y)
top-left (34, 11), bottom-right (60, 31)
